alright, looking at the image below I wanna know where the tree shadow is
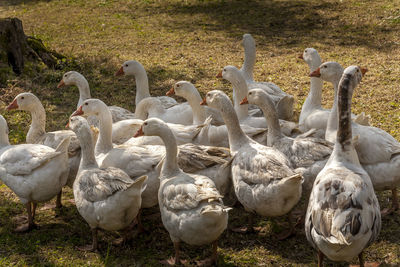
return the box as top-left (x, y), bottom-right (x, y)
top-left (0, 0), bottom-right (53, 7)
top-left (136, 0), bottom-right (398, 51)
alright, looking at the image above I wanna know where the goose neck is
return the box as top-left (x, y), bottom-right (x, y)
top-left (134, 67), bottom-right (151, 105)
top-left (241, 43), bottom-right (255, 82)
top-left (183, 89), bottom-right (207, 124)
top-left (95, 107), bottom-right (114, 155)
top-left (78, 125), bottom-right (98, 170)
top-left (159, 126), bottom-right (179, 177)
top-left (0, 132), bottom-right (10, 148)
top-left (26, 103), bottom-right (47, 144)
top-left (218, 101), bottom-right (249, 152)
top-left (76, 78), bottom-right (91, 108)
top-left (326, 79), bottom-right (340, 138)
top-left (231, 76), bottom-right (249, 120)
top-left (256, 96), bottom-right (283, 146)
top-left (337, 74), bottom-right (353, 150)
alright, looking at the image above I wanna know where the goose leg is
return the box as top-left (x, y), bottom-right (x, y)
top-left (32, 202), bottom-right (37, 220)
top-left (318, 250), bottom-right (324, 267)
top-left (161, 241), bottom-right (181, 265)
top-left (196, 240), bottom-right (218, 266)
top-left (137, 209), bottom-right (147, 233)
top-left (56, 191), bottom-right (62, 209)
top-left (77, 228), bottom-right (98, 252)
top-left (15, 202), bottom-right (37, 232)
top-left (277, 212), bottom-right (295, 240)
top-left (381, 188), bottom-right (399, 216)
top-left (231, 213), bottom-right (255, 233)
top-left (358, 252), bottom-right (364, 267)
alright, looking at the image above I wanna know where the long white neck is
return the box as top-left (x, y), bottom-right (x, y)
top-left (217, 100), bottom-right (250, 152)
top-left (299, 58), bottom-right (323, 124)
top-left (26, 102), bottom-right (47, 144)
top-left (241, 41), bottom-right (255, 82)
top-left (255, 94), bottom-right (283, 146)
top-left (230, 74), bottom-right (249, 120)
top-left (158, 125), bottom-right (179, 177)
top-left (75, 76), bottom-right (91, 108)
top-left (0, 130), bottom-right (10, 148)
top-left (181, 86), bottom-right (207, 124)
top-left (77, 124), bottom-right (98, 170)
top-left (325, 77), bottom-right (341, 140)
top-left (94, 103), bottom-right (114, 155)
top-left (133, 65), bottom-right (151, 105)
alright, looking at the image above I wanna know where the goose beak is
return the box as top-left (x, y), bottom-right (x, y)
top-left (309, 68), bottom-right (321, 77)
top-left (6, 99), bottom-right (18, 110)
top-left (115, 67), bottom-right (124, 76)
top-left (200, 97), bottom-right (207, 106)
top-left (360, 67), bottom-right (368, 76)
top-left (71, 106), bottom-right (84, 117)
top-left (65, 121), bottom-right (70, 129)
top-left (240, 97), bottom-right (248, 105)
top-left (166, 87), bottom-right (175, 96)
top-left (298, 54), bottom-right (304, 60)
top-left (216, 71), bottom-right (222, 78)
top-left (134, 126), bottom-right (144, 137)
top-left (57, 80), bottom-right (65, 88)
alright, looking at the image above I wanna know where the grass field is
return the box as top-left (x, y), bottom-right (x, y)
top-left (1, 0), bottom-right (400, 266)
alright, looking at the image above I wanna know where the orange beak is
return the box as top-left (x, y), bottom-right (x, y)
top-left (6, 99), bottom-right (18, 110)
top-left (240, 97), bottom-right (248, 105)
top-left (298, 54), bottom-right (304, 60)
top-left (200, 97), bottom-right (207, 106)
top-left (216, 71), bottom-right (222, 78)
top-left (166, 87), bottom-right (175, 96)
top-left (309, 68), bottom-right (321, 77)
top-left (57, 80), bottom-right (65, 88)
top-left (115, 66), bottom-right (124, 76)
top-left (71, 105), bottom-right (84, 117)
top-left (65, 121), bottom-right (70, 129)
top-left (360, 67), bottom-right (368, 76)
top-left (134, 126), bottom-right (144, 137)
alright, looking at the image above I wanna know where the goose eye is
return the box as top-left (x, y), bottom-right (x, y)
top-left (323, 65), bottom-right (327, 68)
top-left (176, 84), bottom-right (180, 87)
top-left (223, 68), bottom-right (226, 72)
top-left (356, 69), bottom-right (359, 72)
top-left (304, 49), bottom-right (307, 53)
top-left (144, 122), bottom-right (148, 126)
top-left (249, 92), bottom-right (252, 95)
top-left (21, 96), bottom-right (24, 100)
top-left (85, 103), bottom-right (88, 105)
top-left (125, 64), bottom-right (128, 67)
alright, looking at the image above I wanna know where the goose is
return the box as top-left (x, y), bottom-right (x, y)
top-left (68, 116), bottom-right (147, 251)
top-left (305, 66), bottom-right (381, 266)
top-left (0, 115), bottom-right (70, 232)
top-left (299, 52), bottom-right (369, 137)
top-left (314, 62), bottom-right (400, 215)
top-left (241, 88), bottom-right (333, 192)
top-left (115, 60), bottom-right (177, 109)
top-left (167, 81), bottom-right (268, 147)
top-left (71, 99), bottom-right (233, 208)
top-left (218, 65), bottom-right (298, 135)
top-left (134, 118), bottom-right (230, 265)
top-left (202, 90), bottom-right (302, 236)
top-left (236, 33), bottom-right (294, 120)
top-left (57, 71), bottom-right (135, 123)
top-left (6, 92), bottom-right (80, 208)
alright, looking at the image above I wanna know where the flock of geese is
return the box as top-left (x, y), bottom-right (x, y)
top-left (0, 33), bottom-right (398, 266)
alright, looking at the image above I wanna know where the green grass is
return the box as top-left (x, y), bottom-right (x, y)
top-left (1, 0), bottom-right (400, 266)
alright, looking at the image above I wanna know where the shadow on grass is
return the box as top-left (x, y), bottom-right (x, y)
top-left (137, 0), bottom-right (397, 51)
top-left (0, 0), bottom-right (53, 7)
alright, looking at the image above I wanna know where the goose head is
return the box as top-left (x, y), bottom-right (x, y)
top-left (217, 65), bottom-right (243, 85)
top-left (134, 97), bottom-right (164, 120)
top-left (134, 118), bottom-right (168, 138)
top-left (68, 116), bottom-right (89, 134)
top-left (300, 48), bottom-right (322, 70)
top-left (58, 71), bottom-right (85, 88)
top-left (310, 61), bottom-right (344, 84)
top-left (115, 60), bottom-right (144, 76)
top-left (202, 90), bottom-right (231, 110)
top-left (242, 33), bottom-right (255, 49)
top-left (242, 88), bottom-right (272, 107)
top-left (71, 98), bottom-right (107, 117)
top-left (340, 65), bottom-right (367, 89)
top-left (168, 81), bottom-right (196, 99)
top-left (6, 92), bottom-right (41, 112)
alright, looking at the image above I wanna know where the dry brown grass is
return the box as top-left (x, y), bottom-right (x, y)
top-left (1, 0), bottom-right (400, 266)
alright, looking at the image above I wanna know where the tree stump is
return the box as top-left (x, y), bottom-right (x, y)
top-left (0, 17), bottom-right (64, 75)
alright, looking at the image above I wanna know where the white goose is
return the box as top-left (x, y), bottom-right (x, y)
top-left (167, 81), bottom-right (268, 147)
top-left (71, 99), bottom-right (233, 207)
top-left (0, 115), bottom-right (70, 232)
top-left (317, 61), bottom-right (400, 215)
top-left (6, 92), bottom-right (80, 207)
top-left (237, 33), bottom-right (294, 120)
top-left (218, 65), bottom-right (298, 135)
top-left (305, 66), bottom-right (381, 266)
top-left (203, 90), bottom-right (302, 236)
top-left (134, 118), bottom-right (230, 265)
top-left (58, 71), bottom-right (135, 122)
top-left (68, 116), bottom-right (147, 251)
top-left (242, 88), bottom-right (333, 192)
top-left (115, 60), bottom-right (178, 108)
